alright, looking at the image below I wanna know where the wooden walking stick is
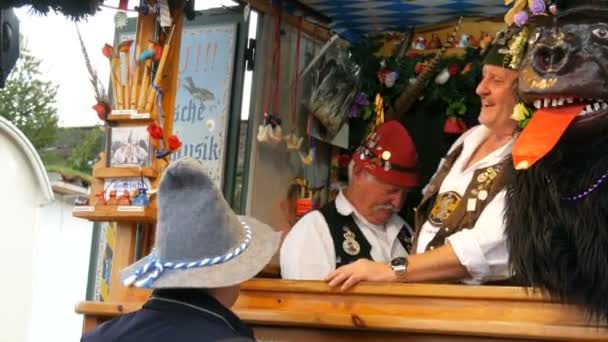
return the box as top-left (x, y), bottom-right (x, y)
top-left (137, 41), bottom-right (156, 111)
top-left (145, 25), bottom-right (175, 113)
top-left (119, 40), bottom-right (134, 110)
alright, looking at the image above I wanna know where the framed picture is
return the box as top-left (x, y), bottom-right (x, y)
top-left (107, 125), bottom-right (151, 168)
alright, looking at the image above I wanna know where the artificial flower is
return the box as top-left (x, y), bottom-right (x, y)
top-left (147, 122), bottom-right (164, 140)
top-left (448, 64), bottom-right (460, 76)
top-left (102, 44), bottom-right (113, 59)
top-left (529, 0), bottom-right (546, 15)
top-left (168, 135), bottom-right (182, 152)
top-left (514, 10), bottom-right (529, 27)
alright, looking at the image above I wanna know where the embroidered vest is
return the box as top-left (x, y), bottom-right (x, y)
top-left (319, 201), bottom-right (414, 268)
top-left (412, 144), bottom-right (509, 253)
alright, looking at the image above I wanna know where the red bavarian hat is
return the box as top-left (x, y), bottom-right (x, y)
top-left (352, 120), bottom-right (419, 187)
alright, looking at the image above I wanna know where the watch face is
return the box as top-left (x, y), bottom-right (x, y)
top-left (391, 257), bottom-right (406, 267)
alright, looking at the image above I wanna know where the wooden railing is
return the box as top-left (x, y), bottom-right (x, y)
top-left (76, 279), bottom-right (608, 341)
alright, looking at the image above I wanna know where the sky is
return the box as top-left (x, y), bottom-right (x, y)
top-left (14, 0), bottom-right (244, 127)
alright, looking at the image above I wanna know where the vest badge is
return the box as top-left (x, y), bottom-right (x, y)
top-left (342, 226), bottom-right (361, 256)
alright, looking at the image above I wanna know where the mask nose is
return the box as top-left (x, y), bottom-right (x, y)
top-left (531, 30), bottom-right (576, 75)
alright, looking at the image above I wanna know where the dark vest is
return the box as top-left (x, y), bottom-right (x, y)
top-left (319, 200), bottom-right (414, 268)
top-left (412, 144), bottom-right (509, 253)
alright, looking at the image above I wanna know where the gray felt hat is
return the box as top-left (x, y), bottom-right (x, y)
top-left (121, 158), bottom-right (281, 289)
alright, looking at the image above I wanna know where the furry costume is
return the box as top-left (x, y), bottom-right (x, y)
top-left (505, 0), bottom-right (608, 320)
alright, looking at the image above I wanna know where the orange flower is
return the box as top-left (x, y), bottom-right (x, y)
top-left (147, 122), bottom-right (164, 140)
top-left (102, 44), bottom-right (113, 59)
top-left (118, 40), bottom-right (133, 53)
top-left (168, 135), bottom-right (182, 152)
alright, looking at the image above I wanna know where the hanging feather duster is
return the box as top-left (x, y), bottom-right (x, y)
top-left (76, 25), bottom-right (109, 118)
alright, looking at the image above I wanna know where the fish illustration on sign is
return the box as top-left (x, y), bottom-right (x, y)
top-left (183, 76), bottom-right (215, 104)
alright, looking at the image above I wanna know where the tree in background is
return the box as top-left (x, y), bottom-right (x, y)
top-left (0, 44), bottom-right (59, 150)
top-left (67, 127), bottom-right (104, 174)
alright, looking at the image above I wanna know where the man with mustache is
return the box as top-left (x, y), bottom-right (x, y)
top-left (281, 120), bottom-right (420, 280)
top-left (326, 28), bottom-right (520, 290)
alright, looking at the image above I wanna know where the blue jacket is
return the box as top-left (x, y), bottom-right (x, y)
top-left (81, 289), bottom-right (255, 342)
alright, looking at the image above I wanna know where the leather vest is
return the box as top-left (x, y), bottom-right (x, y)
top-left (318, 201), bottom-right (414, 268)
top-left (412, 144), bottom-right (509, 253)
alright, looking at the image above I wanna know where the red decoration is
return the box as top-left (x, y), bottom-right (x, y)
top-left (448, 64), bottom-right (460, 76)
top-left (118, 40), bottom-right (133, 53)
top-left (154, 44), bottom-right (163, 61)
top-left (377, 67), bottom-right (390, 85)
top-left (92, 102), bottom-right (110, 120)
top-left (443, 117), bottom-right (468, 134)
top-left (462, 63), bottom-right (473, 74)
top-left (147, 122), bottom-right (164, 140)
top-left (168, 135), bottom-right (182, 152)
top-left (337, 154), bottom-right (351, 168)
top-left (102, 44), bottom-right (113, 59)
top-left (415, 62), bottom-right (426, 74)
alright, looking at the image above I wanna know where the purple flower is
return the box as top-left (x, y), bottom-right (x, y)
top-left (350, 92), bottom-right (369, 118)
top-left (514, 10), bottom-right (529, 27)
top-left (530, 0), bottom-right (546, 15)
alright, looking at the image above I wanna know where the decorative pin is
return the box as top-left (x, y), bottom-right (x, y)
top-left (384, 161), bottom-right (391, 171)
top-left (466, 198), bottom-right (477, 212)
top-left (342, 227), bottom-right (361, 256)
top-left (382, 150), bottom-right (391, 161)
top-left (477, 173), bottom-right (488, 183)
top-left (478, 190), bottom-right (488, 201)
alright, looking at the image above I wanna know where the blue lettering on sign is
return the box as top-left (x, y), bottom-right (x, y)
top-left (174, 99), bottom-right (207, 123)
top-left (170, 136), bottom-right (219, 161)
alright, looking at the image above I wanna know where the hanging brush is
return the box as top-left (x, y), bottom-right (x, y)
top-left (76, 24), bottom-right (110, 120)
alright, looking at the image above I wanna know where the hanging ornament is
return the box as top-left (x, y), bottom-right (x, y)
top-left (384, 71), bottom-right (399, 88)
top-left (435, 68), bottom-right (451, 85)
top-left (299, 148), bottom-right (315, 165)
top-left (457, 33), bottom-right (470, 48)
top-left (285, 134), bottom-right (304, 151)
top-left (286, 17), bottom-right (303, 153)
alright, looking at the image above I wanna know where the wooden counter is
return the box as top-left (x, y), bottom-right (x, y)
top-left (76, 279), bottom-right (608, 341)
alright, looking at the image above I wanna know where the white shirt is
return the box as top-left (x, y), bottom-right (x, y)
top-left (280, 191), bottom-right (413, 280)
top-left (416, 125), bottom-right (513, 284)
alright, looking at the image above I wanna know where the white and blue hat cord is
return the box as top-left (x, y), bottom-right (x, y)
top-left (121, 220), bottom-right (253, 288)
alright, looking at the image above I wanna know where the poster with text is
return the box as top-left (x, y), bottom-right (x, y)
top-left (170, 23), bottom-right (237, 187)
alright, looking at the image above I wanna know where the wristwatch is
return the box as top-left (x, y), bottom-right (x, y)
top-left (390, 257), bottom-right (408, 277)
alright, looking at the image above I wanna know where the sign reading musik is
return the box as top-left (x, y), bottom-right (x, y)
top-left (170, 23), bottom-right (236, 187)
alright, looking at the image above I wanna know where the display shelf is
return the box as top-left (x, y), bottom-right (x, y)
top-left (93, 167), bottom-right (159, 179)
top-left (72, 205), bottom-right (157, 223)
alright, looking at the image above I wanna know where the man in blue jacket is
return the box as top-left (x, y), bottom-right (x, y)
top-left (82, 158), bottom-right (281, 341)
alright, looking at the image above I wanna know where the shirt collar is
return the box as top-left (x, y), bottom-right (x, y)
top-left (145, 288), bottom-right (254, 338)
top-left (462, 125), bottom-right (514, 167)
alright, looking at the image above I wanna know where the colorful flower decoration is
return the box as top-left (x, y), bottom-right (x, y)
top-left (147, 122), bottom-right (164, 140)
top-left (529, 0), bottom-right (546, 15)
top-left (118, 40), bottom-right (133, 53)
top-left (92, 102), bottom-right (111, 120)
top-left (350, 92), bottom-right (369, 118)
top-left (168, 135), bottom-right (182, 152)
top-left (511, 102), bottom-right (534, 129)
